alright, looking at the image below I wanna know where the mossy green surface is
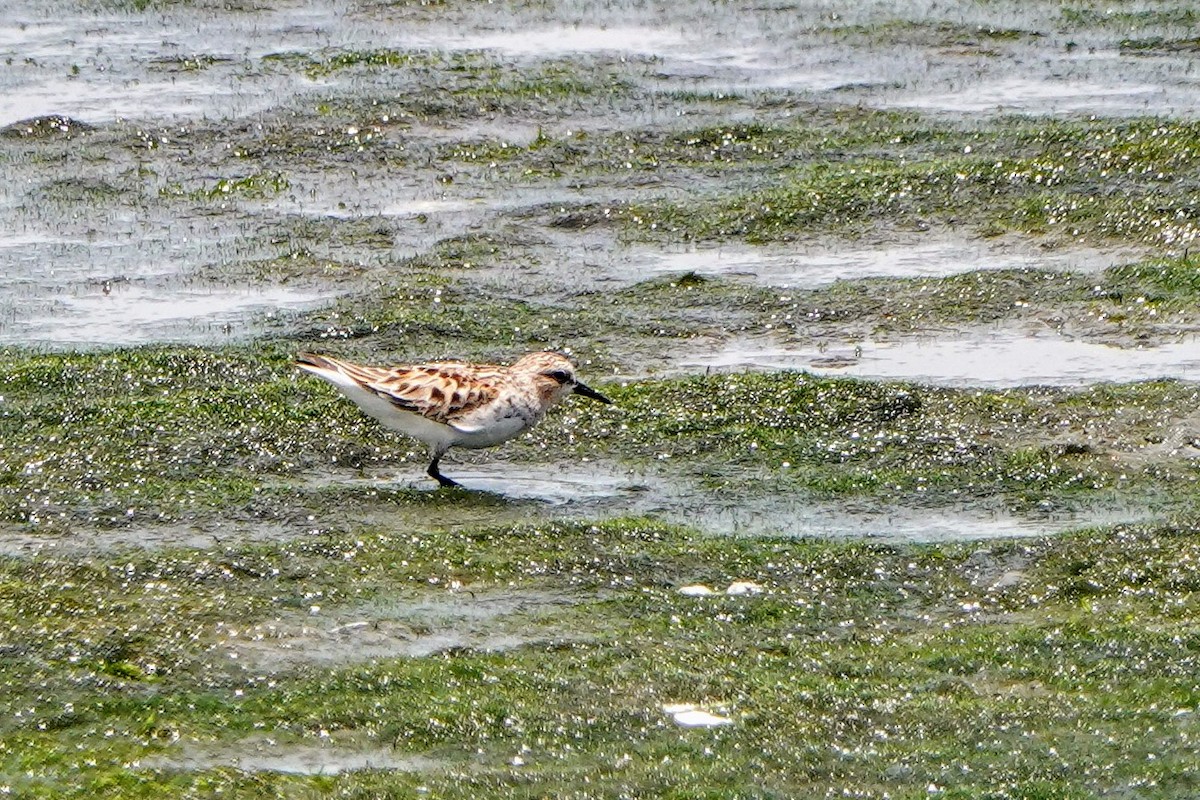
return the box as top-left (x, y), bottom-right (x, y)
top-left (5, 518), bottom-right (1200, 797)
top-left (439, 114), bottom-right (1200, 248)
top-left (6, 4), bottom-right (1200, 797)
top-left (2, 346), bottom-right (1198, 531)
top-left (612, 250), bottom-right (1200, 343)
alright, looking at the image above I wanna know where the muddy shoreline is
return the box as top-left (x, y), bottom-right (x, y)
top-left (5, 0), bottom-right (1200, 794)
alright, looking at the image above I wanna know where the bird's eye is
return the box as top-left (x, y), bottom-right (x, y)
top-left (546, 369), bottom-right (572, 384)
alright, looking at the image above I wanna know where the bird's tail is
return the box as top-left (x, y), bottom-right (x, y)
top-left (295, 352), bottom-right (344, 373)
top-left (295, 353), bottom-right (388, 399)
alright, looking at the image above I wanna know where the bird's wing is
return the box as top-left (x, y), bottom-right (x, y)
top-left (296, 353), bottom-right (502, 426)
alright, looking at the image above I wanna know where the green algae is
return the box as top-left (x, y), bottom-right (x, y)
top-left (6, 518), bottom-right (1200, 797)
top-left (159, 172), bottom-right (290, 202)
top-left (435, 113), bottom-right (1200, 249)
top-left (4, 8), bottom-right (1200, 796)
top-left (610, 250), bottom-right (1200, 343)
top-left (2, 345), bottom-right (1198, 531)
top-left (551, 371), bottom-right (1200, 504)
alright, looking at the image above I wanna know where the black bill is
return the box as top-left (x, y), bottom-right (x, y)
top-left (573, 382), bottom-right (613, 405)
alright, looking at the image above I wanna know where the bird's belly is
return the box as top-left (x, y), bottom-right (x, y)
top-left (371, 405), bottom-right (459, 449)
top-left (451, 416), bottom-right (530, 449)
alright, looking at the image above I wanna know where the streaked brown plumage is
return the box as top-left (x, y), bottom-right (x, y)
top-left (295, 351), bottom-right (612, 487)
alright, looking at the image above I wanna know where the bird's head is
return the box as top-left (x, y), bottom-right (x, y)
top-left (513, 351), bottom-right (613, 407)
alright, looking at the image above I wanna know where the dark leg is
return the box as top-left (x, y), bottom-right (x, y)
top-left (427, 452), bottom-right (460, 488)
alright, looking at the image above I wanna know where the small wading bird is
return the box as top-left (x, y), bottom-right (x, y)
top-left (295, 351), bottom-right (612, 488)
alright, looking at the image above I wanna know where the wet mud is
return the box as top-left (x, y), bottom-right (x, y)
top-left (6, 2), bottom-right (1200, 792)
top-left (679, 327), bottom-right (1200, 387)
top-left (144, 735), bottom-right (448, 775)
top-left (222, 587), bottom-right (588, 670)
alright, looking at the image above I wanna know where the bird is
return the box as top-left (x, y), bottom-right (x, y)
top-left (295, 350), bottom-right (612, 488)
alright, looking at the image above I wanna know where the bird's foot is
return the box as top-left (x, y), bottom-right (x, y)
top-left (428, 459), bottom-right (461, 488)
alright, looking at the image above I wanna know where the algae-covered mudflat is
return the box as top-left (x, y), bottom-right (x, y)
top-left (7, 519), bottom-right (1200, 797)
top-left (3, 0), bottom-right (1200, 796)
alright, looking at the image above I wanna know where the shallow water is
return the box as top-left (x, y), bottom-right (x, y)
top-left (0, 519), bottom-right (299, 557)
top-left (629, 235), bottom-right (1134, 288)
top-left (320, 463), bottom-right (1159, 543)
top-left (3, 0), bottom-right (1197, 347)
top-left (225, 588), bottom-right (583, 668)
top-left (146, 737), bottom-right (444, 775)
top-left (455, 26), bottom-right (687, 57)
top-left (682, 330), bottom-right (1200, 387)
top-left (1, 458), bottom-right (1147, 556)
top-left (888, 75), bottom-right (1170, 117)
top-left (0, 281), bottom-right (322, 346)
top-left (681, 492), bottom-right (1155, 542)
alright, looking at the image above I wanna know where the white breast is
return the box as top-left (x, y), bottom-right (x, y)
top-left (450, 414), bottom-right (533, 449)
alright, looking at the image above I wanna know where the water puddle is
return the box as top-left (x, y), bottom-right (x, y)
top-left (275, 182), bottom-right (608, 221)
top-left (0, 519), bottom-right (302, 557)
top-left (889, 76), bottom-right (1167, 116)
top-left (379, 198), bottom-right (485, 217)
top-left (314, 462), bottom-right (1158, 543)
top-left (144, 736), bottom-right (445, 775)
top-left (680, 330), bottom-right (1200, 387)
top-left (0, 457), bottom-right (1161, 560)
top-left (342, 464), bottom-right (637, 507)
top-left (663, 46), bottom-right (878, 94)
top-left (224, 588), bottom-right (585, 669)
top-left (0, 280), bottom-right (324, 347)
top-left (0, 210), bottom-right (330, 346)
top-left (455, 26), bottom-right (686, 56)
top-left (630, 235), bottom-right (1132, 288)
top-left (675, 492), bottom-right (1155, 542)
top-left (0, 5), bottom-right (338, 126)
top-left (0, 73), bottom-right (269, 128)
